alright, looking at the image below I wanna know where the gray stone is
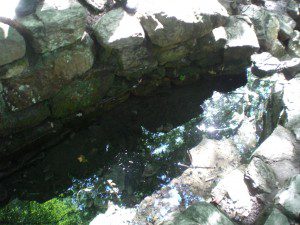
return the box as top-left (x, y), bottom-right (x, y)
top-left (0, 23), bottom-right (26, 66)
top-left (251, 52), bottom-right (281, 77)
top-left (241, 4), bottom-right (280, 51)
top-left (93, 8), bottom-right (156, 75)
top-left (282, 76), bottom-right (300, 130)
top-left (275, 13), bottom-right (297, 42)
top-left (252, 125), bottom-right (300, 186)
top-left (211, 168), bottom-right (262, 224)
top-left (263, 208), bottom-right (290, 225)
top-left (82, 0), bottom-right (107, 13)
top-left (137, 0), bottom-right (228, 47)
top-left (191, 26), bottom-right (227, 67)
top-left (288, 31), bottom-right (300, 58)
top-left (93, 8), bottom-right (145, 49)
top-left (224, 16), bottom-right (260, 74)
top-left (2, 37), bottom-right (94, 111)
top-left (18, 0), bottom-right (87, 53)
top-left (245, 157), bottom-right (277, 194)
top-left (167, 202), bottom-right (235, 225)
top-left (275, 175), bottom-right (300, 220)
top-left (0, 58), bottom-right (28, 79)
top-left (270, 40), bottom-right (287, 59)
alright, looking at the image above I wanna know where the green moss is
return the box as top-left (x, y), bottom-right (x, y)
top-left (51, 72), bottom-right (114, 118)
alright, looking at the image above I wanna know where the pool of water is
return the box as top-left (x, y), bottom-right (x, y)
top-left (1, 73), bottom-right (276, 224)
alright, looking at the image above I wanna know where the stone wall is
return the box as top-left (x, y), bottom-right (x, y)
top-left (0, 0), bottom-right (299, 153)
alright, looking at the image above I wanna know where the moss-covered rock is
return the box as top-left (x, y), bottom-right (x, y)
top-left (50, 71), bottom-right (114, 118)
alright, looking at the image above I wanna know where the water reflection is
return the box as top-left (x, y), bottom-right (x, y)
top-left (0, 75), bottom-right (246, 224)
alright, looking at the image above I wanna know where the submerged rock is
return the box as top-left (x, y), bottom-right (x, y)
top-left (0, 23), bottom-right (26, 66)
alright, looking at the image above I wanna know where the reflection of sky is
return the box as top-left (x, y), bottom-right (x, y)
top-left (0, 0), bottom-right (19, 18)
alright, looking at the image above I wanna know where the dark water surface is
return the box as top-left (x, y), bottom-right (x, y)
top-left (0, 75), bottom-right (247, 224)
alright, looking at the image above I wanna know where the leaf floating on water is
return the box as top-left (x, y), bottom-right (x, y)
top-left (77, 155), bottom-right (88, 163)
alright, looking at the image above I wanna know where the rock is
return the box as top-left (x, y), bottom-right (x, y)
top-left (165, 202), bottom-right (235, 225)
top-left (288, 31), bottom-right (300, 57)
top-left (93, 8), bottom-right (156, 75)
top-left (251, 52), bottom-right (281, 77)
top-left (90, 202), bottom-right (136, 225)
top-left (93, 8), bottom-right (144, 49)
top-left (282, 76), bottom-right (300, 130)
top-left (2, 37), bottom-right (94, 111)
top-left (270, 39), bottom-right (287, 59)
top-left (0, 58), bottom-right (28, 79)
top-left (50, 71), bottom-right (114, 118)
top-left (82, 0), bottom-right (107, 13)
top-left (223, 16), bottom-right (260, 74)
top-left (287, 0), bottom-right (300, 20)
top-left (132, 138), bottom-right (241, 225)
top-left (280, 57), bottom-right (300, 78)
top-left (251, 52), bottom-right (300, 77)
top-left (211, 168), bottom-right (262, 224)
top-left (252, 125), bottom-right (300, 186)
top-left (240, 4), bottom-right (280, 51)
top-left (0, 23), bottom-right (26, 66)
top-left (263, 208), bottom-right (290, 225)
top-left (18, 0), bottom-right (87, 53)
top-left (156, 44), bottom-right (191, 66)
top-left (233, 117), bottom-right (258, 153)
top-left (137, 0), bottom-right (229, 47)
top-left (275, 175), bottom-right (300, 220)
top-left (245, 157), bottom-right (277, 194)
top-left (0, 102), bottom-right (50, 136)
top-left (190, 26), bottom-right (227, 67)
top-left (275, 14), bottom-right (296, 42)
top-left (15, 0), bottom-right (39, 17)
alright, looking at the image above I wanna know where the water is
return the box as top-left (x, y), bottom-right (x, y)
top-left (1, 72), bottom-right (280, 225)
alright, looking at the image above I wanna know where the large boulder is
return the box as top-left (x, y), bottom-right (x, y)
top-left (275, 175), bottom-right (300, 220)
top-left (288, 31), bottom-right (300, 58)
top-left (263, 208), bottom-right (290, 225)
top-left (137, 0), bottom-right (229, 47)
top-left (93, 8), bottom-right (157, 75)
top-left (1, 37), bottom-right (94, 111)
top-left (0, 23), bottom-right (26, 66)
top-left (245, 157), bottom-right (277, 194)
top-left (18, 0), bottom-right (87, 53)
top-left (282, 76), bottom-right (300, 131)
top-left (252, 125), bottom-right (300, 186)
top-left (190, 26), bottom-right (227, 67)
top-left (223, 16), bottom-right (260, 74)
top-left (165, 202), bottom-right (235, 225)
top-left (240, 4), bottom-right (280, 51)
top-left (211, 168), bottom-right (263, 224)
